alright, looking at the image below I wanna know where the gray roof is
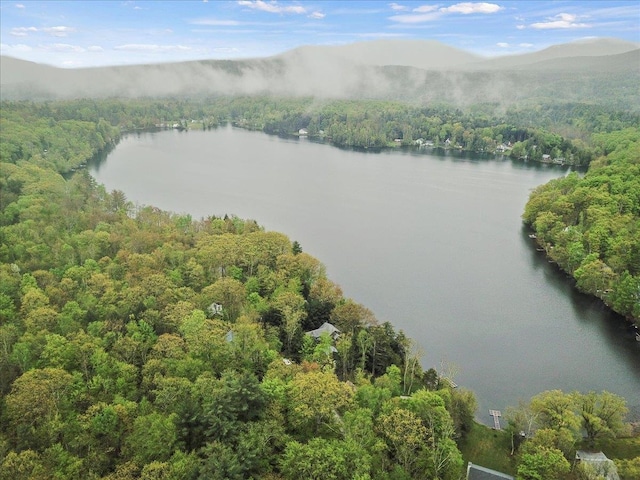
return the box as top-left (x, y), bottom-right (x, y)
top-left (305, 322), bottom-right (340, 339)
top-left (467, 463), bottom-right (514, 480)
top-left (575, 451), bottom-right (620, 480)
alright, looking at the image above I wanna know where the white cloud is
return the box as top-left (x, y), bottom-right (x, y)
top-left (389, 12), bottom-right (441, 23)
top-left (516, 24), bottom-right (525, 30)
top-left (0, 43), bottom-right (33, 53)
top-left (114, 44), bottom-right (191, 52)
top-left (10, 25), bottom-right (75, 37)
top-left (496, 42), bottom-right (509, 48)
top-left (43, 26), bottom-right (76, 37)
top-left (46, 43), bottom-right (86, 53)
top-left (413, 5), bottom-right (439, 13)
top-left (237, 1), bottom-right (306, 14)
top-left (389, 2), bottom-right (408, 11)
top-left (440, 3), bottom-right (502, 14)
top-left (10, 27), bottom-right (38, 36)
top-left (191, 18), bottom-right (242, 26)
top-left (519, 43), bottom-right (534, 48)
top-left (390, 2), bottom-right (502, 23)
top-left (308, 11), bottom-right (325, 19)
top-left (15, 3), bottom-right (25, 8)
top-left (87, 45), bottom-right (104, 52)
top-left (530, 13), bottom-right (591, 30)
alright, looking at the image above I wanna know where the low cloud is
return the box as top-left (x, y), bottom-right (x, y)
top-left (530, 13), bottom-right (590, 30)
top-left (237, 1), bottom-right (306, 14)
top-left (88, 45), bottom-right (104, 52)
top-left (0, 43), bottom-right (33, 53)
top-left (308, 11), bottom-right (325, 19)
top-left (496, 42), bottom-right (509, 48)
top-left (114, 44), bottom-right (191, 53)
top-left (15, 3), bottom-right (25, 8)
top-left (46, 43), bottom-right (86, 53)
top-left (10, 25), bottom-right (75, 37)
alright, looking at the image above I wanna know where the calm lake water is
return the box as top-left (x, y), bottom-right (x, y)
top-left (90, 126), bottom-right (640, 421)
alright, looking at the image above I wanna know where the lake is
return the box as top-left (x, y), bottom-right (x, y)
top-left (90, 126), bottom-right (640, 422)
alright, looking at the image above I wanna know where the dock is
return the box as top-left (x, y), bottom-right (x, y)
top-left (489, 409), bottom-right (502, 430)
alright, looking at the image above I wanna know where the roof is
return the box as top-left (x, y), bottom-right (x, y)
top-left (575, 451), bottom-right (620, 480)
top-left (305, 322), bottom-right (340, 339)
top-left (466, 463), bottom-right (514, 480)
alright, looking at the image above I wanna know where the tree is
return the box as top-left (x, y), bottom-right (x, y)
top-left (288, 369), bottom-right (354, 436)
top-left (574, 391), bottom-right (629, 444)
top-left (280, 438), bottom-right (371, 480)
top-left (5, 367), bottom-right (77, 450)
top-left (272, 290), bottom-right (306, 353)
top-left (517, 444), bottom-right (570, 480)
top-left (529, 390), bottom-right (580, 435)
top-left (377, 407), bottom-right (427, 476)
top-left (124, 412), bottom-right (178, 466)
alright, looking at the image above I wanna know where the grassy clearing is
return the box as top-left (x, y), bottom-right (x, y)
top-left (457, 422), bottom-right (517, 476)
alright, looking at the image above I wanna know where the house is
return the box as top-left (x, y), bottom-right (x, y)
top-left (305, 322), bottom-right (340, 340)
top-left (466, 462), bottom-right (514, 480)
top-left (298, 128), bottom-right (308, 136)
top-left (575, 451), bottom-right (620, 480)
top-left (542, 154), bottom-right (551, 162)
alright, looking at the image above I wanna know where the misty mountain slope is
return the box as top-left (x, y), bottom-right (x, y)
top-left (1, 38), bottom-right (638, 110)
top-left (279, 39), bottom-right (482, 70)
top-left (469, 37), bottom-right (640, 70)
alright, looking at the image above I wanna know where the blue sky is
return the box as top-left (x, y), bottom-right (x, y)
top-left (1, 1), bottom-right (638, 67)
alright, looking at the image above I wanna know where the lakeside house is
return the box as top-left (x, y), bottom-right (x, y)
top-left (574, 451), bottom-right (620, 480)
top-left (305, 322), bottom-right (340, 353)
top-left (298, 128), bottom-right (308, 136)
top-left (305, 322), bottom-right (340, 340)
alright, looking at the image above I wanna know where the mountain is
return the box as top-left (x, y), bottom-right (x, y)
top-left (468, 37), bottom-right (639, 70)
top-left (1, 38), bottom-right (638, 109)
top-left (278, 39), bottom-right (482, 70)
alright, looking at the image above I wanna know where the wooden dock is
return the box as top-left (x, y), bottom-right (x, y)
top-left (489, 410), bottom-right (502, 430)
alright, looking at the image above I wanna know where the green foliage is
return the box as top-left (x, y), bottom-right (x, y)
top-left (2, 97), bottom-right (636, 480)
top-left (517, 444), bottom-right (571, 480)
top-left (523, 128), bottom-right (640, 321)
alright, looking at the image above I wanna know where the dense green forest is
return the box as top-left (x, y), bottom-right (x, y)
top-left (1, 98), bottom-right (638, 479)
top-left (3, 97), bottom-right (638, 171)
top-left (523, 127), bottom-right (640, 322)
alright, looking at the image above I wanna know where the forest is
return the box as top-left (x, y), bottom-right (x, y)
top-left (523, 127), bottom-right (640, 322)
top-left (0, 98), bottom-right (638, 479)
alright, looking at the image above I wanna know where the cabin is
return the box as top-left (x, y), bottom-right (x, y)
top-left (574, 451), bottom-right (620, 480)
top-left (542, 154), bottom-right (551, 162)
top-left (466, 462), bottom-right (514, 480)
top-left (305, 322), bottom-right (340, 340)
top-left (298, 128), bottom-right (308, 136)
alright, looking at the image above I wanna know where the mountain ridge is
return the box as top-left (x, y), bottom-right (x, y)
top-left (2, 38), bottom-right (638, 108)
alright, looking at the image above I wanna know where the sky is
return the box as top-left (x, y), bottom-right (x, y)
top-left (1, 0), bottom-right (639, 68)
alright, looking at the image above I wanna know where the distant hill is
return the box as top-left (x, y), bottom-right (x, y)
top-left (468, 37), bottom-right (639, 70)
top-left (279, 39), bottom-right (482, 70)
top-left (1, 38), bottom-right (638, 109)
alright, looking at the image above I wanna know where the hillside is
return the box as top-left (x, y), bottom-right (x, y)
top-left (2, 38), bottom-right (638, 109)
